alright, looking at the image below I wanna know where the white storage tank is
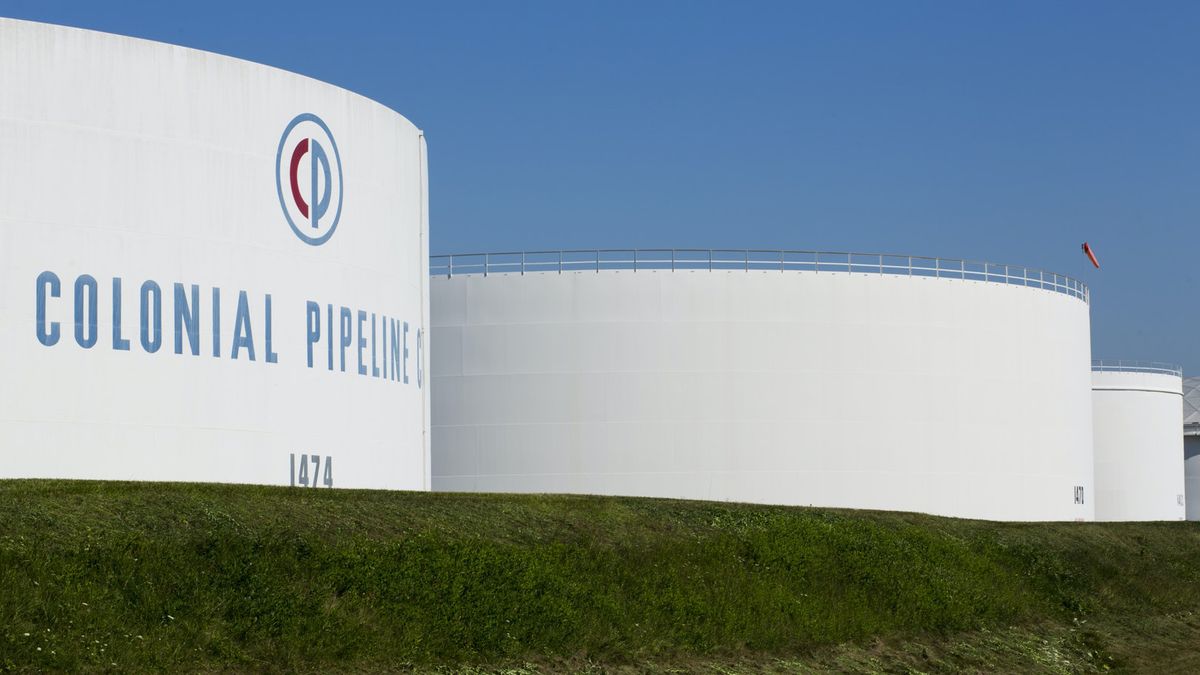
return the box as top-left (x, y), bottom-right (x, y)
top-left (1183, 377), bottom-right (1200, 521)
top-left (1091, 362), bottom-right (1185, 521)
top-left (0, 20), bottom-right (430, 489)
top-left (431, 250), bottom-right (1095, 521)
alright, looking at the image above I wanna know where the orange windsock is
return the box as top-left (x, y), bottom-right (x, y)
top-left (1081, 242), bottom-right (1100, 269)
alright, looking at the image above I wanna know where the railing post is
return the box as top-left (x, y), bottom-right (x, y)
top-left (484, 252), bottom-right (488, 277)
top-left (672, 249), bottom-right (676, 272)
top-left (595, 250), bottom-right (599, 273)
top-left (879, 254), bottom-right (883, 275)
top-left (448, 255), bottom-right (453, 279)
top-left (634, 249), bottom-right (638, 272)
top-left (559, 250), bottom-right (563, 274)
top-left (781, 250), bottom-right (785, 273)
top-left (521, 252), bottom-right (525, 276)
top-left (815, 251), bottom-right (819, 274)
top-left (708, 249), bottom-right (712, 272)
top-left (908, 256), bottom-right (912, 276)
top-left (745, 250), bottom-right (749, 272)
top-left (935, 257), bottom-right (940, 278)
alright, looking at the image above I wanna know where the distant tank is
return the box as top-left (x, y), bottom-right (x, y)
top-left (1092, 362), bottom-right (1185, 521)
top-left (1184, 377), bottom-right (1200, 520)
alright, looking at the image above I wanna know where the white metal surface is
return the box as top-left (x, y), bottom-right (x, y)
top-left (432, 262), bottom-right (1095, 521)
top-left (1092, 370), bottom-right (1184, 521)
top-left (1183, 378), bottom-right (1200, 520)
top-left (1187, 437), bottom-right (1200, 521)
top-left (0, 20), bottom-right (430, 489)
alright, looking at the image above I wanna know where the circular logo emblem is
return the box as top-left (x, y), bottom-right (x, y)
top-left (276, 113), bottom-right (343, 246)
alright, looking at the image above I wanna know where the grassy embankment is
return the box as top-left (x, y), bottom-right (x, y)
top-left (2, 480), bottom-right (1199, 672)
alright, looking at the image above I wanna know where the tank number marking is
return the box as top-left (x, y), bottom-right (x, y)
top-left (290, 453), bottom-right (333, 488)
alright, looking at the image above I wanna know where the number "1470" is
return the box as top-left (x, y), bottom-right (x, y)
top-left (291, 453), bottom-right (333, 488)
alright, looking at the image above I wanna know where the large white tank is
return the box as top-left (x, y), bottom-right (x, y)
top-left (1091, 363), bottom-right (1184, 521)
top-left (1183, 377), bottom-right (1200, 520)
top-left (0, 20), bottom-right (430, 489)
top-left (431, 250), bottom-right (1094, 521)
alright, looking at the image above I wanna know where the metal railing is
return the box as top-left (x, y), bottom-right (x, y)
top-left (430, 248), bottom-right (1089, 303)
top-left (1091, 359), bottom-right (1183, 377)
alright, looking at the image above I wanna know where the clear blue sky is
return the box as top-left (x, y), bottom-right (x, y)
top-left (6, 1), bottom-right (1199, 372)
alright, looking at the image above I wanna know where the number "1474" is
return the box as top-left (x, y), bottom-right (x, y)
top-left (291, 453), bottom-right (333, 488)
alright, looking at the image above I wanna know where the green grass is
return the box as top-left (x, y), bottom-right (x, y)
top-left (1, 480), bottom-right (1199, 672)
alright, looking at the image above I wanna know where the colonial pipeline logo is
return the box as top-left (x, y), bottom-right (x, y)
top-left (275, 113), bottom-right (343, 246)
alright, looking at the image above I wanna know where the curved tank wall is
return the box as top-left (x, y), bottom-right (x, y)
top-left (1186, 438), bottom-right (1200, 521)
top-left (0, 20), bottom-right (430, 489)
top-left (1091, 369), bottom-right (1184, 521)
top-left (1183, 377), bottom-right (1200, 520)
top-left (431, 258), bottom-right (1095, 521)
